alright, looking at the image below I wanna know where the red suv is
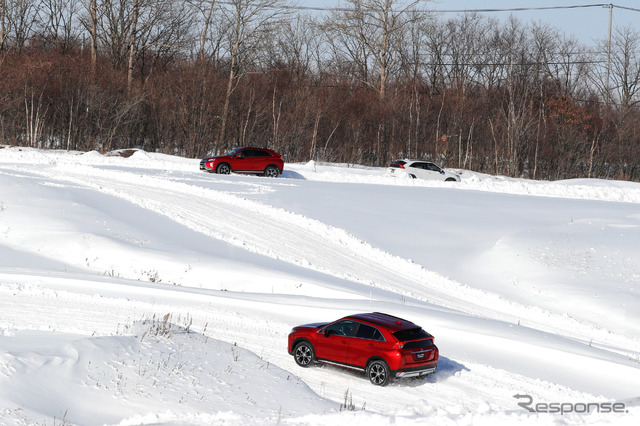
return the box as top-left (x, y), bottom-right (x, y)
top-left (288, 312), bottom-right (438, 386)
top-left (200, 147), bottom-right (284, 177)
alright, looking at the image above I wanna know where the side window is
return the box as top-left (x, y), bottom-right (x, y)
top-left (409, 162), bottom-right (422, 169)
top-left (325, 320), bottom-right (358, 337)
top-left (255, 150), bottom-right (271, 157)
top-left (355, 324), bottom-right (384, 341)
top-left (242, 149), bottom-right (257, 157)
top-left (426, 163), bottom-right (442, 172)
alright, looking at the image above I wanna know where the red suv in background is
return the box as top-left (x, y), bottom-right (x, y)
top-left (288, 312), bottom-right (438, 386)
top-left (200, 147), bottom-right (284, 177)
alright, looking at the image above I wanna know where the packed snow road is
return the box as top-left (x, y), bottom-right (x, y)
top-left (1, 147), bottom-right (639, 425)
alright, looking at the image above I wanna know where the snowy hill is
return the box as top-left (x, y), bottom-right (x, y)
top-left (1, 146), bottom-right (639, 425)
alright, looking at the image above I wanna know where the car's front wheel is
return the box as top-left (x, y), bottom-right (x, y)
top-left (294, 341), bottom-right (315, 367)
top-left (264, 165), bottom-right (280, 178)
top-left (367, 359), bottom-right (390, 386)
top-left (216, 163), bottom-right (231, 174)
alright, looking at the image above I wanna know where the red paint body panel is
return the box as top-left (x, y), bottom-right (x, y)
top-left (288, 313), bottom-right (438, 381)
top-left (200, 147), bottom-right (284, 175)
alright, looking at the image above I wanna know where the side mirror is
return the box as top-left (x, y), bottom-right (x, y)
top-left (440, 170), bottom-right (445, 174)
top-left (325, 329), bottom-right (335, 337)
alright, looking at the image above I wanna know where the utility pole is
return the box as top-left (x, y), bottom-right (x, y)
top-left (605, 3), bottom-right (613, 105)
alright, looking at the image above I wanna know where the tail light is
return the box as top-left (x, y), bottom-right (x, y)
top-left (389, 163), bottom-right (405, 169)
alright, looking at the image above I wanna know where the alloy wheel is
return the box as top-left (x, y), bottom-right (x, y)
top-left (295, 343), bottom-right (312, 366)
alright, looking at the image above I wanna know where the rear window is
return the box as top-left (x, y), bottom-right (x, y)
top-left (393, 327), bottom-right (432, 342)
top-left (402, 339), bottom-right (434, 349)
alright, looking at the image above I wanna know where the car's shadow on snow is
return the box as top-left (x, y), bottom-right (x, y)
top-left (315, 356), bottom-right (468, 388)
top-left (280, 170), bottom-right (306, 180)
top-left (388, 356), bottom-right (468, 388)
top-left (413, 356), bottom-right (469, 386)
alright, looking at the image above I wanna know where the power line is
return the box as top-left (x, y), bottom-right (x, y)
top-left (425, 4), bottom-right (638, 14)
top-left (217, 2), bottom-right (640, 14)
top-left (429, 4), bottom-right (611, 14)
top-left (402, 60), bottom-right (606, 67)
top-left (609, 4), bottom-right (640, 13)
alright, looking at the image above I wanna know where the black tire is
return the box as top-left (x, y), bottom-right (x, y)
top-left (367, 359), bottom-right (391, 386)
top-left (216, 163), bottom-right (231, 174)
top-left (445, 177), bottom-right (457, 182)
top-left (293, 341), bottom-right (315, 367)
top-left (408, 174), bottom-right (417, 179)
top-left (264, 165), bottom-right (280, 178)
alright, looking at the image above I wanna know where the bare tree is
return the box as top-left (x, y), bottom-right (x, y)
top-left (444, 13), bottom-right (487, 89)
top-left (97, 0), bottom-right (194, 91)
top-left (80, 0), bottom-right (108, 74)
top-left (268, 13), bottom-right (320, 79)
top-left (187, 0), bottom-right (218, 62)
top-left (2, 0), bottom-right (39, 52)
top-left (126, 0), bottom-right (141, 90)
top-left (608, 26), bottom-right (640, 111)
top-left (498, 17), bottom-right (537, 176)
top-left (37, 0), bottom-right (81, 51)
top-left (589, 25), bottom-right (640, 178)
top-left (530, 23), bottom-right (588, 98)
top-left (323, 0), bottom-right (422, 99)
top-left (215, 0), bottom-right (290, 152)
top-left (474, 17), bottom-right (508, 92)
top-left (1, 0), bottom-right (7, 52)
top-left (420, 18), bottom-right (448, 93)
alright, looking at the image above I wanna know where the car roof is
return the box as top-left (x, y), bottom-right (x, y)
top-left (238, 146), bottom-right (274, 151)
top-left (343, 312), bottom-right (419, 332)
top-left (390, 159), bottom-right (435, 165)
top-left (397, 159), bottom-right (432, 163)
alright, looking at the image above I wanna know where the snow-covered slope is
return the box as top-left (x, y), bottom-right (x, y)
top-left (1, 146), bottom-right (639, 425)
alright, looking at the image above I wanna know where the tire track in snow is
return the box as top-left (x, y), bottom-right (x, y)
top-left (24, 164), bottom-right (640, 355)
top-left (0, 276), bottom-right (609, 416)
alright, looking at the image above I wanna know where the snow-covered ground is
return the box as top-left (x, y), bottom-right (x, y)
top-left (0, 146), bottom-right (639, 425)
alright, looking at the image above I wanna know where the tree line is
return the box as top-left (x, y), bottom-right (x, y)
top-left (1, 0), bottom-right (639, 181)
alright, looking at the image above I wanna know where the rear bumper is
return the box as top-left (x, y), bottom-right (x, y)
top-left (394, 363), bottom-right (437, 378)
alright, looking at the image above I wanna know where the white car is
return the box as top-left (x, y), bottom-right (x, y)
top-left (387, 160), bottom-right (461, 182)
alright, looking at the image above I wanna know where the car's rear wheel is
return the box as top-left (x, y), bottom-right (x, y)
top-left (367, 359), bottom-right (391, 386)
top-left (294, 341), bottom-right (315, 367)
top-left (216, 163), bottom-right (231, 174)
top-left (445, 177), bottom-right (457, 182)
top-left (264, 165), bottom-right (279, 178)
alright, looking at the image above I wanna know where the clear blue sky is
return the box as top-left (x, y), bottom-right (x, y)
top-left (310, 1), bottom-right (640, 46)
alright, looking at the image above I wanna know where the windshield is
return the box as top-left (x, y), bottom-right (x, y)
top-left (224, 148), bottom-right (242, 156)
